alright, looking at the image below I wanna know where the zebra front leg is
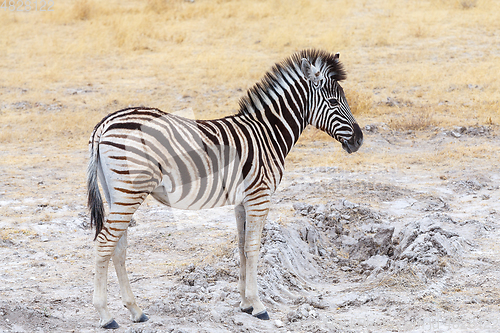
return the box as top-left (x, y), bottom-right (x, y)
top-left (112, 231), bottom-right (148, 324)
top-left (235, 204), bottom-right (252, 313)
top-left (242, 202), bottom-right (270, 320)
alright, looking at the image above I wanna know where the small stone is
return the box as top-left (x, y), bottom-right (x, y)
top-left (340, 235), bottom-right (358, 247)
top-left (364, 124), bottom-right (378, 132)
top-left (360, 255), bottom-right (389, 271)
top-left (275, 319), bottom-right (285, 328)
top-left (342, 200), bottom-right (358, 209)
top-left (309, 309), bottom-right (318, 318)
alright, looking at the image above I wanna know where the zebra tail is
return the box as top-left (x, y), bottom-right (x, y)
top-left (87, 131), bottom-right (105, 241)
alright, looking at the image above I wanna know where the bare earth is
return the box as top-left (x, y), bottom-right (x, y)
top-left (1, 0), bottom-right (499, 332)
top-left (1, 122), bottom-right (499, 333)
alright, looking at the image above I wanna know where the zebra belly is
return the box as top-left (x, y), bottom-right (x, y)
top-left (150, 173), bottom-right (245, 210)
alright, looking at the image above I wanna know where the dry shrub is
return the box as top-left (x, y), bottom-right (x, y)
top-left (144, 0), bottom-right (185, 15)
top-left (43, 0), bottom-right (111, 24)
top-left (432, 0), bottom-right (493, 10)
top-left (412, 25), bottom-right (429, 38)
top-left (72, 0), bottom-right (93, 20)
top-left (459, 0), bottom-right (478, 9)
top-left (389, 107), bottom-right (436, 131)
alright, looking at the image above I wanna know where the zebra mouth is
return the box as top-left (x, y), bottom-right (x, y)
top-left (341, 139), bottom-right (355, 154)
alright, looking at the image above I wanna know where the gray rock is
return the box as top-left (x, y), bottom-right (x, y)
top-left (361, 255), bottom-right (389, 271)
top-left (340, 235), bottom-right (358, 247)
top-left (349, 236), bottom-right (376, 261)
top-left (373, 225), bottom-right (394, 255)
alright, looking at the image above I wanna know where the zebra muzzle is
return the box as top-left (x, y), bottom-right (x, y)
top-left (340, 123), bottom-right (363, 154)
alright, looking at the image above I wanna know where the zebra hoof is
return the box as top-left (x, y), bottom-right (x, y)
top-left (102, 319), bottom-right (119, 329)
top-left (254, 310), bottom-right (270, 320)
top-left (241, 306), bottom-right (253, 314)
top-left (135, 313), bottom-right (149, 323)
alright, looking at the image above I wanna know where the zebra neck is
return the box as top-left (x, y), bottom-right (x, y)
top-left (232, 91), bottom-right (309, 165)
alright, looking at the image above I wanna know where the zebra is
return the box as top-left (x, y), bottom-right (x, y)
top-left (87, 49), bottom-right (363, 329)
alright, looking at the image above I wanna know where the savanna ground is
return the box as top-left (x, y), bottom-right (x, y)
top-left (1, 0), bottom-right (499, 332)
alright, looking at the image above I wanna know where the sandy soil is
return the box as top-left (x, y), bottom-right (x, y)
top-left (1, 124), bottom-right (499, 333)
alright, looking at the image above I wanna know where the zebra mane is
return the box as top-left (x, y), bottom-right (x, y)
top-left (237, 49), bottom-right (347, 116)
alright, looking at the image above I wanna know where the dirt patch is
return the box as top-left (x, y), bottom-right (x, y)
top-left (1, 127), bottom-right (500, 332)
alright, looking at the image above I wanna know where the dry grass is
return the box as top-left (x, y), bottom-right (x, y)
top-left (378, 269), bottom-right (426, 291)
top-left (346, 89), bottom-right (373, 115)
top-left (388, 107), bottom-right (435, 131)
top-left (0, 108), bottom-right (102, 147)
top-left (1, 0), bottom-right (499, 151)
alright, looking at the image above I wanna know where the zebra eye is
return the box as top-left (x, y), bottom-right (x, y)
top-left (328, 98), bottom-right (339, 106)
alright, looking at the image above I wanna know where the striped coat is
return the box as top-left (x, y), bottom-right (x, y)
top-left (87, 49), bottom-right (363, 328)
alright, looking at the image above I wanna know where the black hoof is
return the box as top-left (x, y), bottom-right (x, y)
top-left (136, 313), bottom-right (149, 323)
top-left (241, 306), bottom-right (253, 314)
top-left (102, 319), bottom-right (119, 329)
top-left (254, 310), bottom-right (269, 320)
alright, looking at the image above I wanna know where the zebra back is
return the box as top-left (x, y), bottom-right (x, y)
top-left (87, 49), bottom-right (362, 238)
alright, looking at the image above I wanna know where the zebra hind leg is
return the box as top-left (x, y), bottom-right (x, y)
top-left (112, 230), bottom-right (149, 324)
top-left (93, 207), bottom-right (139, 329)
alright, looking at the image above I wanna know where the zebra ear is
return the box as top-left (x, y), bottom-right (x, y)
top-left (301, 58), bottom-right (323, 84)
top-left (334, 53), bottom-right (340, 60)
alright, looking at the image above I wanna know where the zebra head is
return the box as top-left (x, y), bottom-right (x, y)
top-left (300, 51), bottom-right (363, 154)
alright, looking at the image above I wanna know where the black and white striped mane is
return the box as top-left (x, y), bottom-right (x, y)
top-left (237, 49), bottom-right (347, 115)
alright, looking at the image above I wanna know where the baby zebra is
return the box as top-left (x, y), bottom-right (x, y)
top-left (87, 49), bottom-right (363, 328)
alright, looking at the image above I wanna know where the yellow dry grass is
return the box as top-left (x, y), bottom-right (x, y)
top-left (0, 0), bottom-right (499, 153)
top-left (388, 107), bottom-right (435, 131)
